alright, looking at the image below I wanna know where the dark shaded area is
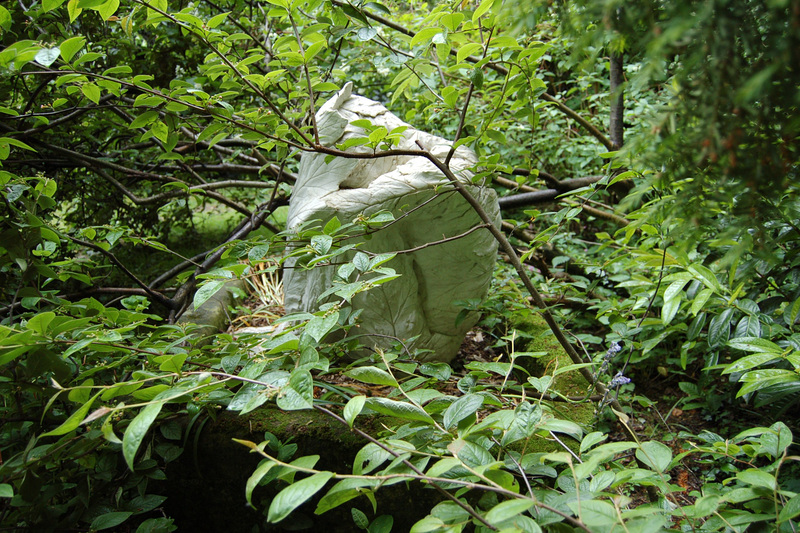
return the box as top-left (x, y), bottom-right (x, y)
top-left (161, 408), bottom-right (443, 532)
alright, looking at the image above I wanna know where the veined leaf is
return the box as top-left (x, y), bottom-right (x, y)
top-left (343, 366), bottom-right (398, 387)
top-left (364, 397), bottom-right (434, 423)
top-left (484, 499), bottom-right (534, 524)
top-left (267, 472), bottom-right (333, 523)
top-left (123, 401), bottom-right (164, 470)
top-left (343, 395), bottom-right (366, 427)
top-left (442, 393), bottom-right (482, 429)
top-left (728, 337), bottom-right (783, 354)
top-left (245, 460), bottom-right (275, 507)
top-left (636, 441), bottom-right (672, 473)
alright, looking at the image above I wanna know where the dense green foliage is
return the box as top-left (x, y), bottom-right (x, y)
top-left (1, 0), bottom-right (798, 531)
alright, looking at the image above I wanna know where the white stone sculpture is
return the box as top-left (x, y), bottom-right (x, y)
top-left (283, 83), bottom-right (499, 362)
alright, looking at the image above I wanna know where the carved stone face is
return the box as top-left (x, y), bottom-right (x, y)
top-left (283, 84), bottom-right (499, 362)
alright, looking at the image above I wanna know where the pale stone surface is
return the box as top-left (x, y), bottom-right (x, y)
top-left (283, 83), bottom-right (499, 362)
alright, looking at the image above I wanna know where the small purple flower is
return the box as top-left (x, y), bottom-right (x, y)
top-left (597, 342), bottom-right (624, 376)
top-left (609, 372), bottom-right (631, 388)
top-left (605, 341), bottom-right (622, 359)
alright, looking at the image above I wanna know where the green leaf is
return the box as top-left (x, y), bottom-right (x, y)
top-left (323, 216), bottom-right (341, 234)
top-left (410, 516), bottom-right (446, 533)
top-left (206, 11), bottom-right (229, 28)
top-left (707, 308), bottom-right (734, 349)
top-left (97, 0), bottom-right (119, 19)
top-left (472, 0), bottom-right (495, 21)
top-left (91, 512), bottom-right (133, 530)
top-left (276, 369), bottom-right (313, 411)
top-left (457, 42), bottom-right (482, 63)
top-left (722, 353), bottom-right (780, 374)
top-left (0, 6), bottom-right (9, 31)
top-left (442, 393), bottom-right (483, 429)
top-left (34, 47), bottom-right (61, 67)
top-left (123, 401), bottom-right (164, 470)
top-left (0, 483), bottom-right (14, 498)
top-left (737, 369), bottom-right (800, 397)
top-left (157, 353), bottom-right (187, 373)
top-left (344, 395), bottom-right (366, 427)
top-left (27, 311), bottom-right (55, 334)
top-left (316, 478), bottom-right (378, 514)
top-left (310, 234), bottom-right (332, 254)
top-left (728, 337), bottom-right (783, 354)
top-left (484, 499), bottom-right (534, 524)
top-left (344, 366), bottom-right (398, 387)
top-left (267, 472), bottom-right (333, 523)
top-left (58, 36), bottom-right (86, 62)
top-left (567, 500), bottom-right (618, 528)
top-left (688, 264), bottom-right (723, 294)
top-left (785, 297), bottom-right (800, 325)
top-left (245, 460), bottom-right (275, 507)
top-left (635, 441), bottom-right (672, 473)
top-left (448, 438), bottom-right (492, 468)
top-left (364, 397), bottom-right (434, 423)
top-left (539, 419), bottom-right (583, 441)
top-left (129, 110), bottom-right (159, 129)
top-left (41, 390), bottom-right (103, 437)
top-left (580, 431), bottom-right (608, 453)
top-left (82, 81), bottom-right (103, 103)
top-left (43, 0), bottom-right (67, 10)
top-left (410, 27), bottom-right (441, 47)
top-left (778, 493), bottom-right (800, 523)
top-left (352, 508), bottom-right (369, 529)
top-left (353, 252), bottom-right (370, 271)
top-left (736, 468), bottom-right (776, 490)
top-left (193, 280), bottom-right (225, 310)
top-left (426, 457), bottom-right (461, 478)
top-left (367, 514), bottom-right (393, 533)
top-left (305, 312), bottom-right (339, 343)
top-left (356, 27), bottom-right (378, 41)
top-left (439, 13), bottom-right (464, 32)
